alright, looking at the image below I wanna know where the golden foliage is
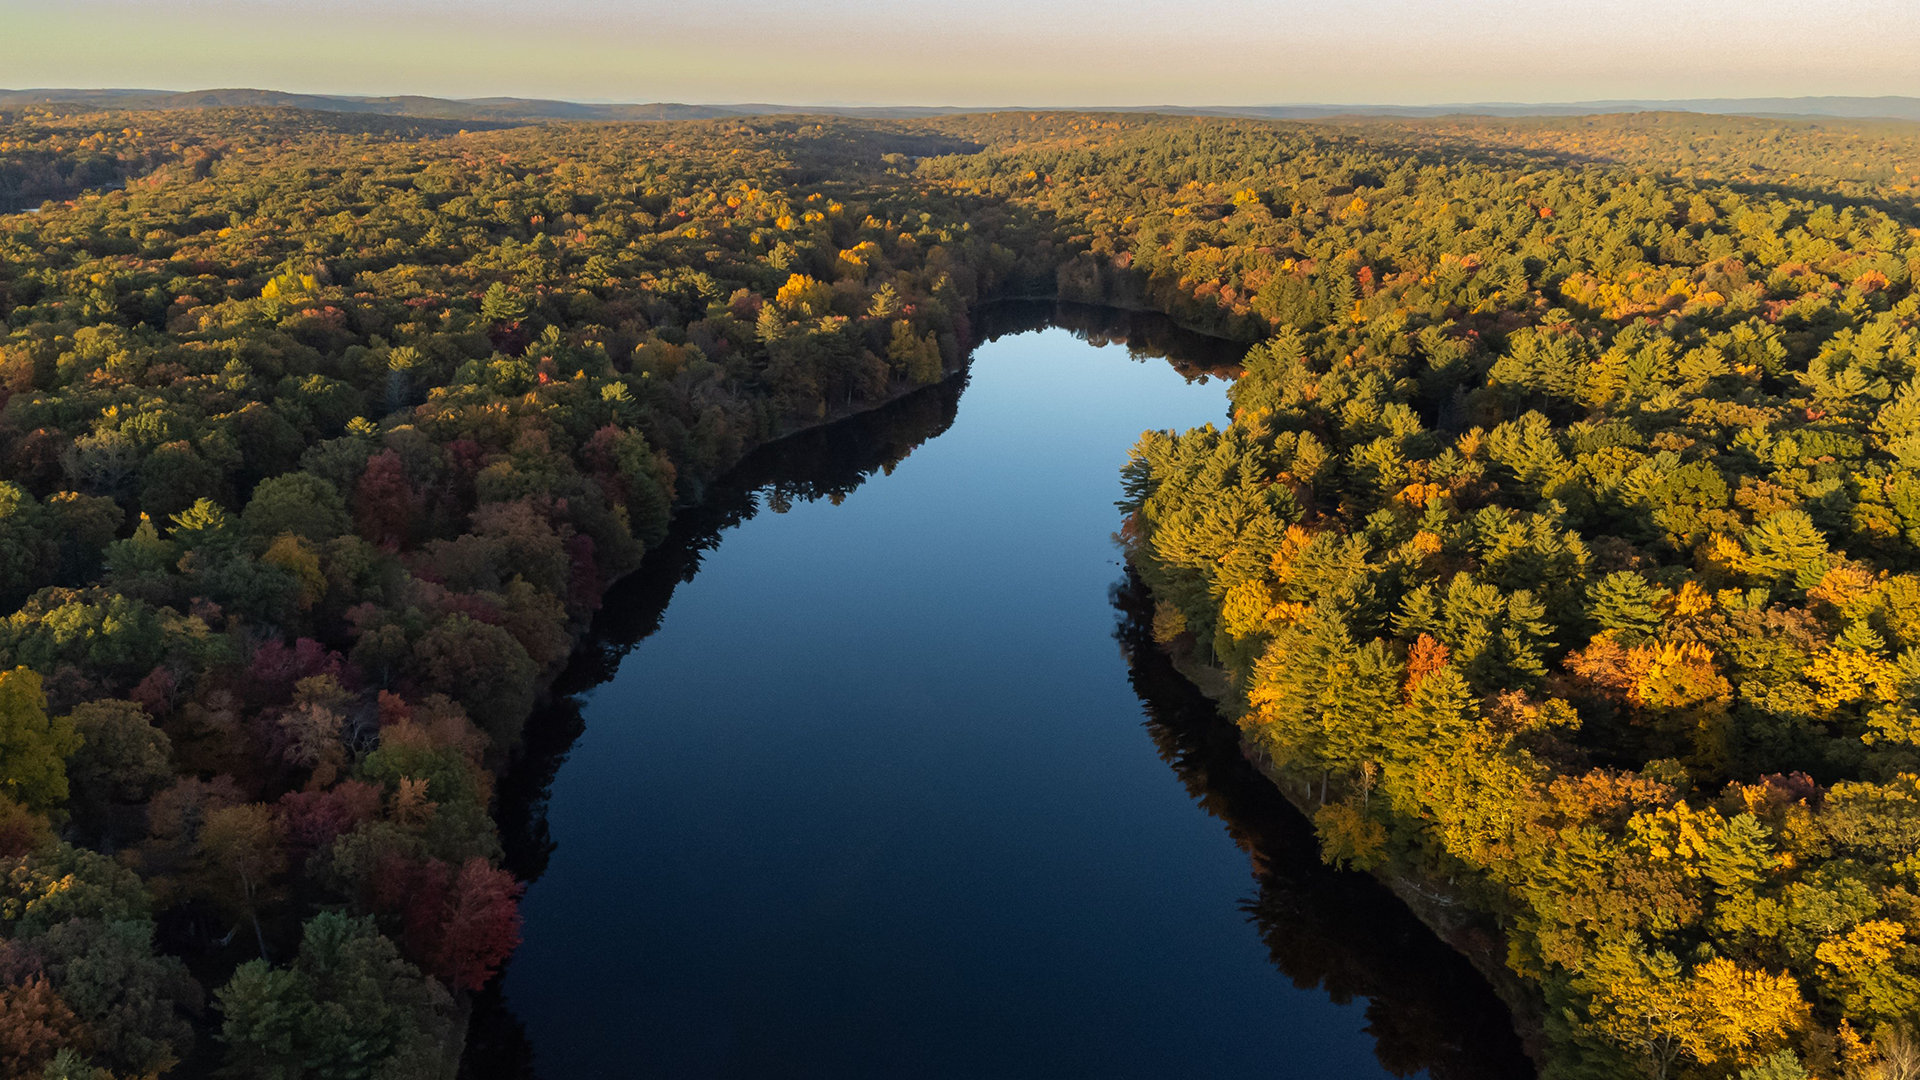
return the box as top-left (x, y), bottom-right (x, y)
top-left (1670, 580), bottom-right (1714, 618)
top-left (774, 273), bottom-right (834, 318)
top-left (1219, 578), bottom-right (1278, 639)
top-left (1700, 531), bottom-right (1750, 577)
top-left (1396, 481), bottom-right (1446, 506)
top-left (1816, 919), bottom-right (1907, 977)
top-left (1150, 602), bottom-right (1188, 644)
top-left (1627, 641), bottom-right (1730, 710)
top-left (1266, 523), bottom-right (1317, 581)
top-left (1809, 564), bottom-right (1883, 616)
top-left (1805, 647), bottom-right (1904, 706)
top-left (1314, 799), bottom-right (1388, 870)
top-left (836, 241), bottom-right (883, 274)
top-left (262, 533), bottom-right (326, 611)
top-left (1681, 958), bottom-right (1808, 1066)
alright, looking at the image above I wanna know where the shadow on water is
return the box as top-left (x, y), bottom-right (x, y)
top-left (1110, 573), bottom-right (1534, 1080)
top-left (463, 369), bottom-right (970, 1078)
top-left (492, 370), bottom-right (971, 889)
top-left (462, 304), bottom-right (1530, 1080)
top-left (975, 298), bottom-right (1248, 377)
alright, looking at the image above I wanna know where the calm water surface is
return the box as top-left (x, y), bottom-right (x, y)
top-left (477, 309), bottom-right (1532, 1080)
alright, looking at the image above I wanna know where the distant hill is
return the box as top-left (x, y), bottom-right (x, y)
top-left (1182, 97), bottom-right (1920, 121)
top-left (0, 88), bottom-right (748, 120)
top-left (0, 88), bottom-right (981, 121)
top-left (5, 87), bottom-right (1920, 124)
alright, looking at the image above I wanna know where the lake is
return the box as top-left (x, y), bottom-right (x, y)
top-left (469, 305), bottom-right (1533, 1080)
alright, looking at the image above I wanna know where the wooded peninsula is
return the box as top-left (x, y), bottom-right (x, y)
top-left (4, 103), bottom-right (1920, 1079)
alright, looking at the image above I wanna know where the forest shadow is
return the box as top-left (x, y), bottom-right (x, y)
top-left (975, 298), bottom-right (1249, 377)
top-left (1111, 571), bottom-right (1536, 1080)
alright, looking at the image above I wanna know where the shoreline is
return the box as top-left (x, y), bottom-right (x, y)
top-left (474, 295), bottom-right (1512, 1075)
top-left (1155, 637), bottom-right (1552, 1070)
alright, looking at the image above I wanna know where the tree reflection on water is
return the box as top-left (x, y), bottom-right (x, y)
top-left (1113, 572), bottom-right (1533, 1080)
top-left (464, 304), bottom-right (1532, 1080)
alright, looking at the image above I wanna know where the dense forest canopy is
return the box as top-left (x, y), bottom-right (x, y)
top-left (3, 103), bottom-right (1920, 1078)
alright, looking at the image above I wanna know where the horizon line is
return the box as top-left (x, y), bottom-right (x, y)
top-left (10, 86), bottom-right (1920, 115)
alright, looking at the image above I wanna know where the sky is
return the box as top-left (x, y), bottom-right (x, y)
top-left (4, 0), bottom-right (1920, 107)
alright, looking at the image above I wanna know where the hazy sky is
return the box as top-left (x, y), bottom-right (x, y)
top-left (5, 0), bottom-right (1919, 106)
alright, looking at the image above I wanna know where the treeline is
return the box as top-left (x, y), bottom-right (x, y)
top-left (0, 106), bottom-right (502, 211)
top-left (1376, 112), bottom-right (1920, 201)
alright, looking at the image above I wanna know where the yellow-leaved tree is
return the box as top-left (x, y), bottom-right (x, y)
top-left (0, 667), bottom-right (79, 815)
top-left (774, 273), bottom-right (834, 319)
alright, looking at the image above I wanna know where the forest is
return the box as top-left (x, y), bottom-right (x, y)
top-left (4, 101), bottom-right (1920, 1078)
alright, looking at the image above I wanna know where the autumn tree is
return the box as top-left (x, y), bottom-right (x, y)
top-left (0, 670), bottom-right (78, 816)
top-left (194, 805), bottom-right (287, 961)
top-left (0, 975), bottom-right (84, 1080)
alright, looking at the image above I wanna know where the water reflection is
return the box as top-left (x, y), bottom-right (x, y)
top-left (1110, 574), bottom-right (1532, 1080)
top-left (976, 299), bottom-right (1248, 377)
top-left (466, 370), bottom-right (968, 1078)
top-left (489, 298), bottom-right (1229, 893)
top-left (465, 304), bottom-right (1529, 1080)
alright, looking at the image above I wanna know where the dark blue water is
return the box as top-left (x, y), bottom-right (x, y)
top-left (478, 310), bottom-right (1531, 1080)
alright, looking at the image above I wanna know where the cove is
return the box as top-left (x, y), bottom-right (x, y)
top-left (466, 305), bottom-right (1534, 1080)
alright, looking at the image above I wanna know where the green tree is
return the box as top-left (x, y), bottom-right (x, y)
top-left (63, 700), bottom-right (171, 837)
top-left (241, 474), bottom-right (349, 542)
top-left (867, 283), bottom-right (903, 319)
top-left (479, 282), bottom-right (525, 324)
top-left (886, 320), bottom-right (942, 384)
top-left (1737, 1052), bottom-right (1809, 1080)
top-left (0, 670), bottom-right (78, 816)
top-left (0, 484), bottom-right (57, 611)
top-left (1744, 510), bottom-right (1831, 590)
top-left (167, 499), bottom-right (237, 553)
top-left (0, 841), bottom-right (150, 937)
top-left (216, 912), bottom-right (452, 1080)
top-left (28, 918), bottom-right (199, 1077)
top-left (136, 442), bottom-right (220, 523)
top-left (1398, 664), bottom-right (1480, 758)
top-left (410, 615), bottom-right (537, 751)
top-left (1589, 572), bottom-right (1670, 641)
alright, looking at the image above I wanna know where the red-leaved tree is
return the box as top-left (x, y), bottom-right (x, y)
top-left (354, 449), bottom-right (417, 547)
top-left (373, 855), bottom-right (523, 992)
